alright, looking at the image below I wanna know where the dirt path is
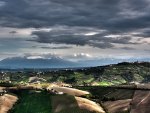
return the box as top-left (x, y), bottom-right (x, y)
top-left (130, 90), bottom-right (150, 113)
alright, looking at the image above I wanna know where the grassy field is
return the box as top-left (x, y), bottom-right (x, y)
top-left (10, 90), bottom-right (52, 113)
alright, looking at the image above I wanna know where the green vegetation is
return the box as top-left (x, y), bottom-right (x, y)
top-left (1, 62), bottom-right (150, 86)
top-left (10, 90), bottom-right (52, 113)
top-left (97, 81), bottom-right (113, 86)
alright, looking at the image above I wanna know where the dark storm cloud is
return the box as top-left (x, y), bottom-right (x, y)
top-left (91, 34), bottom-right (136, 44)
top-left (31, 30), bottom-right (89, 46)
top-left (133, 29), bottom-right (150, 38)
top-left (9, 31), bottom-right (17, 34)
top-left (88, 41), bottom-right (114, 49)
top-left (0, 0), bottom-right (150, 32)
top-left (120, 47), bottom-right (135, 50)
top-left (32, 45), bottom-right (72, 49)
top-left (31, 28), bottom-right (135, 48)
top-left (41, 46), bottom-right (72, 49)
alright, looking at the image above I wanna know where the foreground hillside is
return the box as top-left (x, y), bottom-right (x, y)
top-left (1, 84), bottom-right (150, 113)
top-left (0, 62), bottom-right (150, 113)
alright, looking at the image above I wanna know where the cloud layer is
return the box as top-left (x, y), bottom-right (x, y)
top-left (31, 26), bottom-right (140, 49)
top-left (0, 0), bottom-right (150, 61)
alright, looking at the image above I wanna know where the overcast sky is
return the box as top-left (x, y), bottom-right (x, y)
top-left (0, 0), bottom-right (150, 61)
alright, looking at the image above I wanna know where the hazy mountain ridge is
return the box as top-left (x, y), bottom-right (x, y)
top-left (0, 56), bottom-right (150, 69)
top-left (0, 57), bottom-right (77, 69)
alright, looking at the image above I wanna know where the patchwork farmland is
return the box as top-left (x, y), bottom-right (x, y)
top-left (1, 84), bottom-right (150, 113)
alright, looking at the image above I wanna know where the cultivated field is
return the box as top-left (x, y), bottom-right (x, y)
top-left (130, 90), bottom-right (150, 113)
top-left (10, 90), bottom-right (52, 113)
top-left (76, 86), bottom-right (134, 100)
top-left (103, 99), bottom-right (131, 113)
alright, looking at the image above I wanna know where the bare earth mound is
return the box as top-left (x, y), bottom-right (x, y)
top-left (52, 95), bottom-right (105, 113)
top-left (103, 99), bottom-right (131, 113)
top-left (0, 94), bottom-right (18, 113)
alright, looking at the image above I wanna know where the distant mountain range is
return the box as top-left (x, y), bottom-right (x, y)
top-left (0, 56), bottom-right (149, 69)
top-left (0, 57), bottom-right (76, 69)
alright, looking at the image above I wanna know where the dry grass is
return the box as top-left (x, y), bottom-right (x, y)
top-left (48, 86), bottom-right (90, 96)
top-left (75, 97), bottom-right (105, 113)
top-left (0, 94), bottom-right (18, 113)
top-left (103, 99), bottom-right (131, 113)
